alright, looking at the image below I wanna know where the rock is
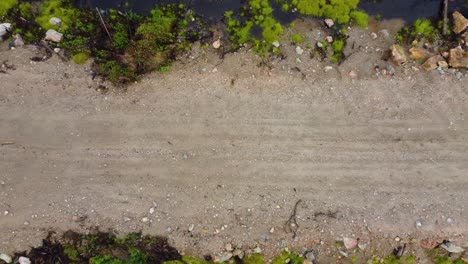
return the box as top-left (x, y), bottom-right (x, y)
top-left (386, 64), bottom-right (395, 75)
top-left (316, 42), bottom-right (323, 48)
top-left (0, 253), bottom-right (12, 263)
top-left (438, 60), bottom-right (449, 69)
top-left (358, 242), bottom-right (368, 250)
top-left (295, 46), bottom-right (304, 55)
top-left (324, 18), bottom-right (334, 28)
top-left (0, 23), bottom-right (12, 38)
top-left (45, 29), bottom-right (63, 43)
top-left (446, 217), bottom-right (454, 224)
top-left (394, 236), bottom-right (401, 242)
top-left (343, 237), bottom-right (358, 250)
top-left (391, 44), bottom-right (407, 65)
top-left (141, 217), bottom-right (149, 222)
top-left (123, 216), bottom-right (132, 222)
top-left (54, 48), bottom-right (61, 53)
top-left (409, 47), bottom-right (426, 60)
top-left (348, 70), bottom-right (357, 78)
top-left (448, 46), bottom-right (468, 69)
top-left (415, 220), bottom-right (423, 228)
top-left (188, 224), bottom-right (195, 232)
top-left (453, 11), bottom-right (468, 34)
top-left (149, 207), bottom-right (155, 214)
top-left (49, 17), bottom-right (62, 27)
top-left (379, 29), bottom-right (390, 39)
top-left (442, 51), bottom-right (449, 58)
top-left (324, 66), bottom-right (333, 72)
top-left (441, 241), bottom-right (465, 254)
top-left (370, 32), bottom-right (378, 39)
top-left (254, 246), bottom-right (262, 253)
top-left (232, 249), bottom-right (242, 256)
top-left (305, 252), bottom-right (315, 261)
top-left (212, 39), bottom-right (221, 49)
top-left (272, 41), bottom-right (280, 47)
top-left (12, 34), bottom-right (24, 47)
top-left (423, 55), bottom-right (444, 71)
top-left (269, 227), bottom-right (275, 233)
top-left (225, 243), bottom-right (233, 252)
top-left (216, 253), bottom-right (232, 262)
top-left (18, 256), bottom-right (31, 264)
top-left (183, 153), bottom-right (189, 160)
top-left (3, 210), bottom-right (9, 215)
top-left (326, 36), bottom-right (333, 43)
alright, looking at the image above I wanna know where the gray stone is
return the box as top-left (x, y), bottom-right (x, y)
top-left (12, 34), bottom-right (24, 47)
top-left (343, 237), bottom-right (358, 250)
top-left (324, 19), bottom-right (334, 28)
top-left (49, 17), bottom-right (62, 27)
top-left (305, 252), bottom-right (315, 261)
top-left (295, 46), bottom-right (304, 55)
top-left (370, 32), bottom-right (378, 39)
top-left (0, 23), bottom-right (12, 38)
top-left (441, 242), bottom-right (465, 253)
top-left (272, 41), bottom-right (280, 48)
top-left (19, 256), bottom-right (31, 264)
top-left (379, 29), bottom-right (390, 39)
top-left (183, 153), bottom-right (189, 160)
top-left (254, 246), bottom-right (262, 253)
top-left (217, 253), bottom-right (232, 262)
top-left (45, 29), bottom-right (63, 43)
top-left (0, 253), bottom-right (12, 263)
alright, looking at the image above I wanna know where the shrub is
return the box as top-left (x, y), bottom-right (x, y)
top-left (350, 10), bottom-right (369, 28)
top-left (414, 19), bottom-right (435, 38)
top-left (112, 22), bottom-right (129, 50)
top-left (290, 34), bottom-right (303, 44)
top-left (36, 0), bottom-right (81, 31)
top-left (72, 53), bottom-right (88, 65)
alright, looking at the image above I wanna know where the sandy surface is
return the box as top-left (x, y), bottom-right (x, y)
top-left (0, 26), bottom-right (467, 260)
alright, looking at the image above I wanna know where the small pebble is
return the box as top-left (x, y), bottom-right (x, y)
top-left (141, 217), bottom-right (149, 223)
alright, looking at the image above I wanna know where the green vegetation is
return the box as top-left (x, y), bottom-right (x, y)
top-left (71, 52), bottom-right (89, 65)
top-left (36, 0), bottom-right (81, 31)
top-left (350, 10), bottom-right (369, 28)
top-left (0, 0), bottom-right (18, 17)
top-left (396, 18), bottom-right (440, 44)
top-left (331, 38), bottom-right (345, 63)
top-left (290, 34), bottom-right (303, 44)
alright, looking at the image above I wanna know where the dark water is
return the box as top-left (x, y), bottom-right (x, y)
top-left (84, 0), bottom-right (468, 23)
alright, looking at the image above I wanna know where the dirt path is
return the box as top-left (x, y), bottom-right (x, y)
top-left (0, 44), bottom-right (467, 258)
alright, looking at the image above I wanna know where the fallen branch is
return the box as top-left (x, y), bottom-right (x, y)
top-left (284, 199), bottom-right (303, 239)
top-left (1, 142), bottom-right (15, 146)
top-left (96, 7), bottom-right (113, 42)
top-left (39, 40), bottom-right (68, 62)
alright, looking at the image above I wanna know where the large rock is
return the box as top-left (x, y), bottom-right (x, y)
top-left (453, 11), bottom-right (468, 34)
top-left (0, 23), bottom-right (12, 38)
top-left (409, 47), bottom-right (426, 60)
top-left (391, 44), bottom-right (407, 65)
top-left (448, 46), bottom-right (468, 69)
top-left (423, 55), bottom-right (445, 71)
top-left (45, 29), bottom-right (63, 43)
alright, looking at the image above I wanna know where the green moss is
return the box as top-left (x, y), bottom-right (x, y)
top-left (36, 0), bottom-right (81, 31)
top-left (102, 60), bottom-right (136, 83)
top-left (243, 253), bottom-right (265, 264)
top-left (113, 22), bottom-right (129, 50)
top-left (64, 246), bottom-right (80, 261)
top-left (271, 252), bottom-right (303, 264)
top-left (350, 10), bottom-right (369, 28)
top-left (290, 34), bottom-right (303, 44)
top-left (72, 53), bottom-right (89, 65)
top-left (90, 255), bottom-right (124, 264)
top-left (291, 0), bottom-right (361, 24)
top-left (0, 0), bottom-right (17, 17)
top-left (414, 19), bottom-right (436, 38)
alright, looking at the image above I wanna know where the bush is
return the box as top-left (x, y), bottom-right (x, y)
top-left (36, 0), bottom-right (81, 31)
top-left (350, 10), bottom-right (368, 28)
top-left (0, 0), bottom-right (17, 17)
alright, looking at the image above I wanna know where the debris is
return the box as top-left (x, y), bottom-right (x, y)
top-left (446, 217), bottom-right (454, 224)
top-left (438, 60), bottom-right (449, 69)
top-left (338, 250), bottom-right (348, 258)
top-left (441, 241), bottom-right (465, 253)
top-left (149, 207), bottom-right (155, 214)
top-left (324, 66), bottom-right (333, 72)
top-left (18, 256), bottom-right (31, 264)
top-left (453, 11), bottom-right (468, 34)
top-left (343, 237), bottom-right (358, 250)
top-left (3, 210), bottom-right (9, 215)
top-left (0, 253), bottom-right (12, 263)
top-left (324, 19), bottom-right (334, 28)
top-left (316, 42), bottom-right (323, 48)
top-left (233, 249), bottom-right (244, 259)
top-left (423, 55), bottom-right (444, 71)
top-left (54, 48), bottom-right (61, 53)
top-left (44, 29), bottom-right (63, 43)
top-left (409, 47), bottom-right (426, 60)
top-left (394, 236), bottom-right (401, 242)
top-left (254, 246), bottom-right (262, 253)
top-left (391, 44), bottom-right (407, 65)
top-left (270, 227), bottom-right (275, 233)
top-left (49, 17), bottom-right (62, 27)
top-left (448, 46), bottom-right (468, 69)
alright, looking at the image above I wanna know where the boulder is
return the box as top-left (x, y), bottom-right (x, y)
top-left (453, 11), bottom-right (468, 34)
top-left (49, 17), bottom-right (62, 27)
top-left (45, 29), bottom-right (63, 43)
top-left (409, 47), bottom-right (426, 60)
top-left (0, 23), bottom-right (12, 38)
top-left (448, 46), bottom-right (468, 69)
top-left (391, 44), bottom-right (407, 65)
top-left (423, 55), bottom-right (444, 71)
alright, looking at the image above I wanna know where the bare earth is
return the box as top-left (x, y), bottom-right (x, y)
top-left (0, 26), bottom-right (467, 260)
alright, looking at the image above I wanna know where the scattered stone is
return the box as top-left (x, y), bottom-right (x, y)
top-left (212, 39), bottom-right (221, 49)
top-left (260, 234), bottom-right (269, 241)
top-left (391, 44), bottom-right (407, 65)
top-left (0, 23), bottom-right (12, 38)
top-left (324, 66), bottom-right (333, 72)
top-left (421, 239), bottom-right (441, 249)
top-left (316, 42), bottom-right (323, 48)
top-left (442, 51), bottom-right (449, 58)
top-left (339, 250), bottom-right (348, 258)
top-left (423, 55), bottom-right (444, 71)
top-left (394, 236), bottom-right (401, 242)
top-left (212, 67), bottom-right (218, 73)
top-left (45, 29), bottom-right (63, 43)
top-left (0, 253), bottom-right (12, 263)
top-left (386, 64), bottom-right (395, 75)
top-left (348, 70), bottom-right (357, 79)
top-left (415, 220), bottom-right (423, 228)
top-left (303, 260), bottom-right (312, 264)
top-left (447, 217), bottom-right (454, 224)
top-left (272, 41), bottom-right (280, 48)
top-left (188, 224), bottom-right (195, 232)
top-left (123, 216), bottom-right (132, 222)
top-left (358, 242), bottom-right (368, 250)
top-left (3, 210), bottom-right (9, 216)
top-left (216, 252), bottom-right (232, 262)
top-left (54, 48), bottom-right (61, 53)
top-left (233, 249), bottom-right (244, 259)
top-left (453, 11), bottom-right (468, 34)
top-left (183, 153), bottom-right (189, 160)
top-left (269, 227), bottom-right (275, 233)
top-left (149, 207), bottom-right (155, 214)
top-left (18, 256), bottom-right (31, 264)
top-left (24, 221), bottom-right (30, 225)
top-left (379, 29), bottom-right (390, 39)
top-left (305, 252), bottom-right (315, 261)
top-left (409, 47), bottom-right (426, 60)
top-left (370, 32), bottom-right (378, 39)
top-left (441, 241), bottom-right (465, 254)
top-left (12, 34), bottom-right (24, 47)
top-left (49, 17), bottom-right (62, 27)
top-left (456, 71), bottom-right (463, 79)
top-left (326, 36), bottom-right (333, 43)
top-left (141, 217), bottom-right (149, 223)
top-left (225, 243), bottom-right (233, 252)
top-left (438, 60), bottom-right (449, 69)
top-left (448, 46), bottom-right (468, 69)
top-left (343, 237), bottom-right (358, 250)
top-left (324, 19), bottom-right (334, 28)
top-left (295, 46), bottom-right (304, 55)
top-left (254, 246), bottom-right (262, 254)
